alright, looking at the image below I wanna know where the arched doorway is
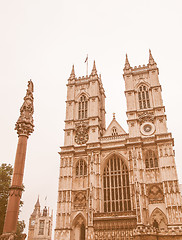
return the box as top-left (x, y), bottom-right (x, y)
top-left (72, 214), bottom-right (86, 240)
top-left (150, 208), bottom-right (168, 230)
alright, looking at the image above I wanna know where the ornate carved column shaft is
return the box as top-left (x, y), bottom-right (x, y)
top-left (3, 80), bottom-right (34, 234)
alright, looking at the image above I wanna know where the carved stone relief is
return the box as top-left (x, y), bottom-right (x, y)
top-left (147, 184), bottom-right (164, 204)
top-left (73, 191), bottom-right (86, 209)
top-left (138, 111), bottom-right (154, 125)
top-left (94, 218), bottom-right (136, 240)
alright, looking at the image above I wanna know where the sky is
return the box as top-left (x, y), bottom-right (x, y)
top-left (0, 0), bottom-right (182, 236)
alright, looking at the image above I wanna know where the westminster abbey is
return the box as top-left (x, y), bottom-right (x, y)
top-left (54, 51), bottom-right (182, 240)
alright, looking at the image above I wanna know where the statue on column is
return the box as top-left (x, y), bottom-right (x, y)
top-left (1, 80), bottom-right (34, 240)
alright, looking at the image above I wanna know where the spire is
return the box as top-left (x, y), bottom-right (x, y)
top-left (124, 54), bottom-right (131, 70)
top-left (15, 80), bottom-right (34, 137)
top-left (148, 49), bottom-right (156, 66)
top-left (35, 196), bottom-right (40, 207)
top-left (69, 65), bottom-right (75, 79)
top-left (32, 196), bottom-right (40, 216)
top-left (113, 113), bottom-right (116, 119)
top-left (90, 60), bottom-right (98, 76)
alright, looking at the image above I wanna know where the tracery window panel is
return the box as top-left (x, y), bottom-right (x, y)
top-left (78, 95), bottom-right (88, 119)
top-left (103, 155), bottom-right (131, 213)
top-left (112, 127), bottom-right (118, 136)
top-left (145, 150), bottom-right (158, 169)
top-left (138, 85), bottom-right (150, 109)
top-left (76, 160), bottom-right (87, 177)
top-left (38, 220), bottom-right (45, 235)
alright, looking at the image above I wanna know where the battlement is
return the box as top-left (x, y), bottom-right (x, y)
top-left (76, 75), bottom-right (89, 81)
top-left (123, 50), bottom-right (158, 76)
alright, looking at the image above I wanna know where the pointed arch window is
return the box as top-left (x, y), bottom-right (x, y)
top-left (76, 160), bottom-right (87, 177)
top-left (103, 155), bottom-right (131, 212)
top-left (138, 85), bottom-right (150, 109)
top-left (78, 95), bottom-right (88, 119)
top-left (145, 150), bottom-right (158, 169)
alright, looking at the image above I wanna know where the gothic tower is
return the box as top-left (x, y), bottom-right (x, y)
top-left (123, 50), bottom-right (182, 237)
top-left (55, 53), bottom-right (182, 240)
top-left (28, 197), bottom-right (53, 240)
top-left (55, 62), bottom-right (106, 240)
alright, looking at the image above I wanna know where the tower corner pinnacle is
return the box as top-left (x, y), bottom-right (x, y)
top-left (69, 64), bottom-right (76, 80)
top-left (90, 60), bottom-right (98, 77)
top-left (148, 49), bottom-right (157, 67)
top-left (123, 54), bottom-right (132, 75)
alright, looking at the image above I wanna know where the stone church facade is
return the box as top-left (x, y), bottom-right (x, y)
top-left (54, 51), bottom-right (182, 240)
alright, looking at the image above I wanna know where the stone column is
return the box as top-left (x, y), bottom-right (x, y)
top-left (2, 80), bottom-right (34, 237)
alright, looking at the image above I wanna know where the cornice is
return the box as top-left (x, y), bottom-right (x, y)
top-left (126, 106), bottom-right (165, 116)
top-left (59, 132), bottom-right (174, 155)
top-left (64, 115), bottom-right (102, 123)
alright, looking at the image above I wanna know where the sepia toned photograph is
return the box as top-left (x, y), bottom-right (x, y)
top-left (0, 1), bottom-right (182, 240)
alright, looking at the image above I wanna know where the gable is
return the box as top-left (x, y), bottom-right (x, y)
top-left (103, 118), bottom-right (127, 137)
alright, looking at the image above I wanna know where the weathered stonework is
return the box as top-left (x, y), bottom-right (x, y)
top-left (55, 52), bottom-right (182, 240)
top-left (27, 198), bottom-right (53, 240)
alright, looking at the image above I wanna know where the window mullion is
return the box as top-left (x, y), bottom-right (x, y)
top-left (125, 171), bottom-right (128, 211)
top-left (113, 157), bottom-right (116, 212)
top-left (116, 156), bottom-right (119, 212)
top-left (106, 171), bottom-right (108, 212)
top-left (121, 163), bottom-right (124, 211)
top-left (118, 164), bottom-right (121, 212)
top-left (109, 159), bottom-right (112, 212)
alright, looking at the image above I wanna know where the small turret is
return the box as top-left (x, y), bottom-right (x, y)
top-left (43, 206), bottom-right (48, 216)
top-left (90, 60), bottom-right (98, 77)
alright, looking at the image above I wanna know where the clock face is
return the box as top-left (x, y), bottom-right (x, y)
top-left (31, 220), bottom-right (35, 226)
top-left (75, 122), bottom-right (89, 145)
top-left (140, 122), bottom-right (155, 136)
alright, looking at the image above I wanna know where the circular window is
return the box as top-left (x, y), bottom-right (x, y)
top-left (140, 122), bottom-right (155, 136)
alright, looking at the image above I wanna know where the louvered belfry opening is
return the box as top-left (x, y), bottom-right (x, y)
top-left (78, 95), bottom-right (88, 119)
top-left (138, 85), bottom-right (150, 109)
top-left (103, 155), bottom-right (131, 212)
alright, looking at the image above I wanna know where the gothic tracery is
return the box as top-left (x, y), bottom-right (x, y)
top-left (103, 155), bottom-right (131, 212)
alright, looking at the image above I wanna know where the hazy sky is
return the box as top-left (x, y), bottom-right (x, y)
top-left (0, 0), bottom-right (182, 236)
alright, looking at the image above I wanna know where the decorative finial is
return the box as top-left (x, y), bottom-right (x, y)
top-left (124, 54), bottom-right (131, 70)
top-left (113, 113), bottom-right (115, 119)
top-left (15, 80), bottom-right (34, 137)
top-left (149, 49), bottom-right (156, 66)
top-left (69, 65), bottom-right (75, 79)
top-left (90, 60), bottom-right (98, 76)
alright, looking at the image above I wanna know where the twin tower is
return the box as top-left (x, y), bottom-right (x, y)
top-left (55, 51), bottom-right (182, 240)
